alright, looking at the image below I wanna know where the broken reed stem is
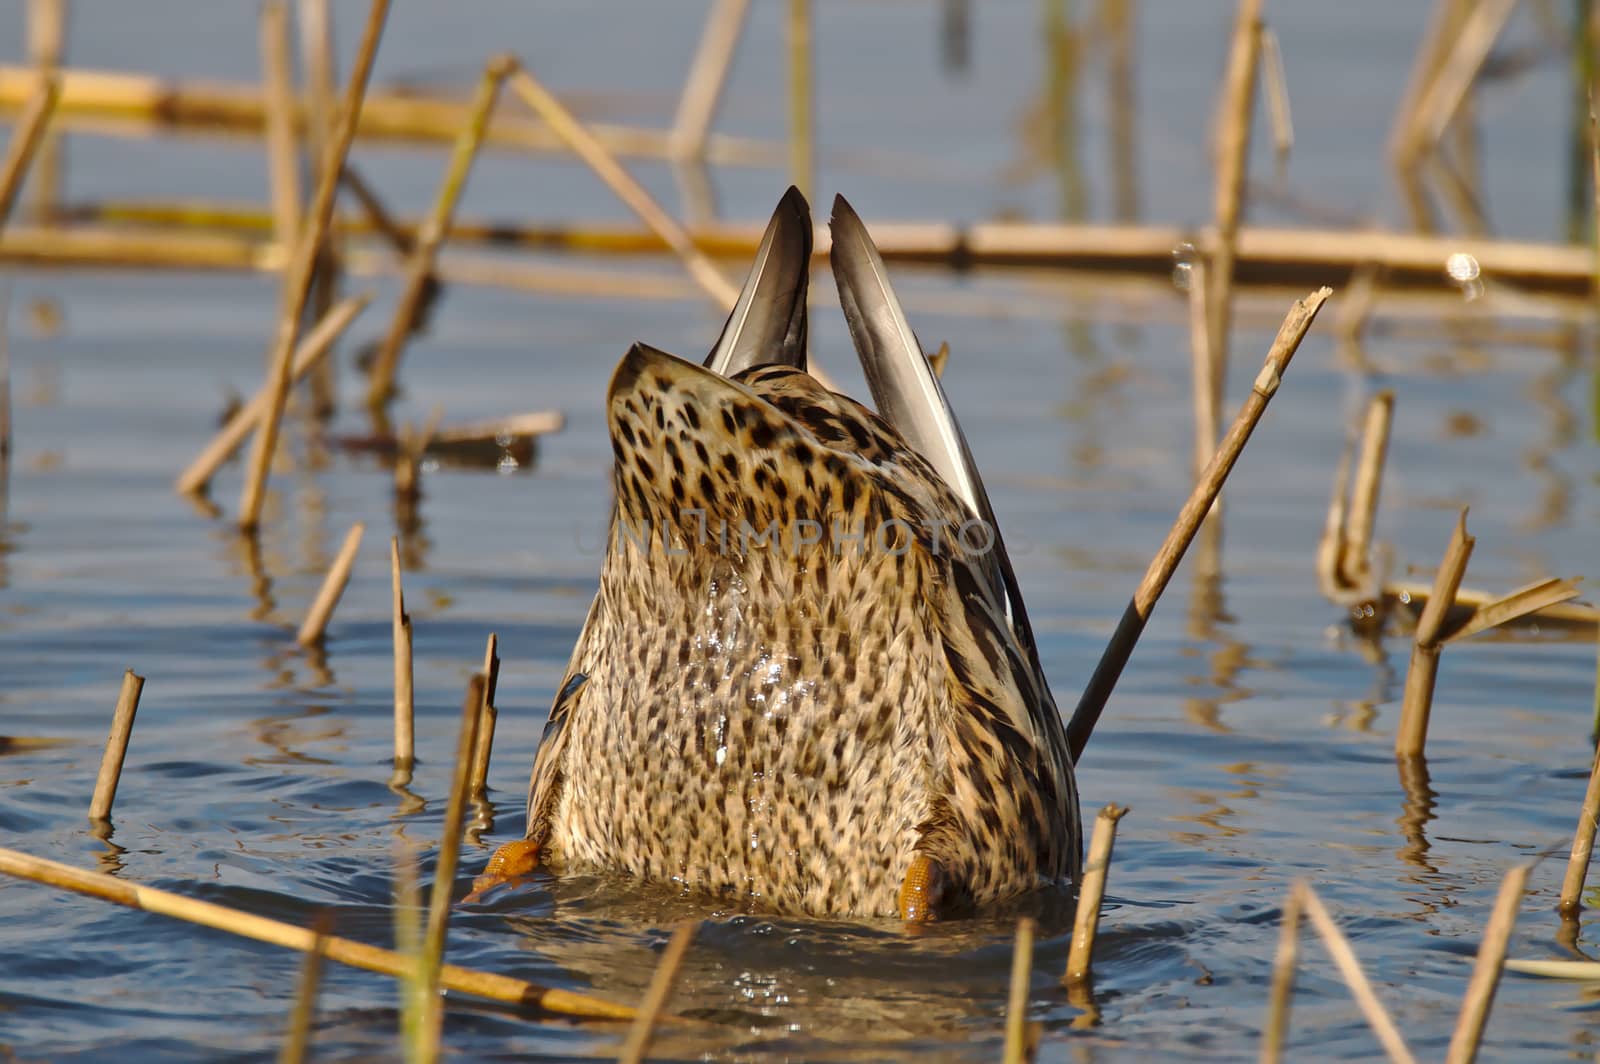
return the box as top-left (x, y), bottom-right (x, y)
top-left (1206, 0), bottom-right (1264, 400)
top-left (0, 845), bottom-right (638, 1020)
top-left (671, 0), bottom-right (750, 158)
top-left (1395, 508), bottom-right (1474, 760)
top-left (0, 72), bottom-right (61, 228)
top-left (1259, 884), bottom-right (1305, 1064)
top-left (1065, 287), bottom-right (1330, 761)
top-left (259, 1), bottom-right (301, 248)
top-left (418, 675), bottom-right (486, 1048)
top-left (1444, 865), bottom-right (1528, 1064)
top-left (469, 633), bottom-right (500, 802)
top-left (278, 916), bottom-right (331, 1064)
top-left (1298, 884), bottom-right (1418, 1064)
top-left (1340, 390), bottom-right (1394, 587)
top-left (365, 57), bottom-right (510, 409)
top-left (505, 60), bottom-right (738, 311)
top-left (391, 537), bottom-right (414, 774)
top-left (616, 921), bottom-right (698, 1064)
top-left (89, 670), bottom-right (146, 821)
top-left (1187, 258), bottom-right (1218, 481)
top-left (786, 0), bottom-right (814, 200)
top-left (176, 293), bottom-right (371, 496)
top-left (1559, 745), bottom-right (1600, 914)
top-left (1259, 25), bottom-right (1294, 161)
top-left (295, 521), bottom-right (365, 646)
top-left (1003, 917), bottom-right (1037, 1064)
top-left (237, 0), bottom-right (389, 531)
top-left (1065, 804), bottom-right (1128, 985)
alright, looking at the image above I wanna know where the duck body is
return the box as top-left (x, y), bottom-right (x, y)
top-left (509, 191), bottom-right (1081, 919)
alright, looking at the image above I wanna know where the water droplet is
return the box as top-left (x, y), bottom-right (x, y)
top-left (1445, 251), bottom-right (1480, 283)
top-left (496, 454), bottom-right (520, 474)
top-left (494, 430), bottom-right (514, 447)
top-left (1398, 590), bottom-right (1411, 605)
top-left (1170, 241), bottom-right (1197, 292)
top-left (420, 459), bottom-right (439, 474)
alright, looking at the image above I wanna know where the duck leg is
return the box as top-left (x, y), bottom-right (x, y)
top-left (465, 838), bottom-right (543, 901)
top-left (897, 853), bottom-right (947, 922)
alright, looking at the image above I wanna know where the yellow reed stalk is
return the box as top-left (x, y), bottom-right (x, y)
top-left (295, 521), bottom-right (365, 646)
top-left (278, 916), bottom-right (330, 1064)
top-left (390, 536), bottom-right (414, 775)
top-left (238, 0), bottom-right (389, 532)
top-left (260, 1), bottom-right (301, 246)
top-left (1402, 0), bottom-right (1516, 164)
top-left (1003, 917), bottom-right (1038, 1064)
top-left (1444, 865), bottom-right (1528, 1064)
top-left (786, 0), bottom-right (814, 200)
top-left (672, 0), bottom-right (750, 159)
top-left (1559, 745), bottom-right (1600, 914)
top-left (1299, 885), bottom-right (1418, 1064)
top-left (176, 293), bottom-right (371, 496)
top-left (616, 922), bottom-right (698, 1064)
top-left (0, 72), bottom-right (60, 228)
top-left (1259, 883), bottom-right (1305, 1064)
top-left (0, 844), bottom-right (638, 1020)
top-left (1259, 25), bottom-right (1293, 161)
top-left (1395, 509), bottom-right (1474, 760)
top-left (1340, 391), bottom-right (1394, 588)
top-left (1066, 288), bottom-right (1330, 759)
top-left (1206, 0), bottom-right (1264, 398)
top-left (1064, 804), bottom-right (1127, 985)
top-left (88, 670), bottom-right (145, 821)
top-left (469, 633), bottom-right (500, 802)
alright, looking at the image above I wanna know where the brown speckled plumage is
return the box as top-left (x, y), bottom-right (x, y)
top-left (516, 191), bottom-right (1080, 919)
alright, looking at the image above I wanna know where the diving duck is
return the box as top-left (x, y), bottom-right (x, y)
top-left (484, 190), bottom-right (1080, 920)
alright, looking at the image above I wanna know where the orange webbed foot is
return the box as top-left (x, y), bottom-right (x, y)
top-left (897, 854), bottom-right (946, 925)
top-left (463, 838), bottom-right (542, 903)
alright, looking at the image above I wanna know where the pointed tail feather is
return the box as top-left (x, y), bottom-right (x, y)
top-left (704, 186), bottom-right (812, 376)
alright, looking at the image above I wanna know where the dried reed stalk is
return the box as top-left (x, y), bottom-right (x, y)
top-left (0, 72), bottom-right (60, 228)
top-left (1259, 883), bottom-right (1305, 1064)
top-left (238, 0), bottom-right (389, 532)
top-left (1064, 804), bottom-right (1127, 985)
top-left (1206, 0), bottom-right (1264, 398)
top-left (24, 0), bottom-right (64, 220)
top-left (340, 165), bottom-right (413, 256)
top-left (1187, 258), bottom-right (1218, 480)
top-left (1340, 391), bottom-right (1394, 587)
top-left (1402, 0), bottom-right (1516, 164)
top-left (297, 0), bottom-right (336, 165)
top-left (260, 1), bottom-right (301, 247)
top-left (1299, 885), bottom-right (1417, 1064)
top-left (1559, 745), bottom-right (1600, 914)
top-left (418, 675), bottom-right (486, 1049)
top-left (504, 61), bottom-right (738, 310)
top-left (786, 0), bottom-right (814, 200)
top-left (1395, 509), bottom-right (1474, 759)
top-left (1387, 0), bottom-right (1472, 163)
top-left (89, 670), bottom-right (146, 822)
top-left (469, 633), bottom-right (500, 802)
top-left (1003, 917), bottom-right (1037, 1064)
top-left (0, 845), bottom-right (638, 1019)
top-left (1444, 865), bottom-right (1528, 1064)
top-left (1383, 579), bottom-right (1595, 628)
top-left (1443, 577), bottom-right (1582, 642)
top-left (616, 921), bottom-right (698, 1064)
top-left (1259, 25), bottom-right (1293, 162)
top-left (1065, 287), bottom-right (1330, 759)
top-left (390, 536), bottom-right (414, 774)
top-left (0, 65), bottom-right (784, 167)
top-left (176, 293), bottom-right (371, 496)
top-left (366, 57), bottom-right (510, 408)
top-left (295, 521), bottom-right (365, 646)
top-left (1315, 436), bottom-right (1356, 604)
top-left (671, 0), bottom-right (750, 159)
top-left (278, 916), bottom-right (330, 1064)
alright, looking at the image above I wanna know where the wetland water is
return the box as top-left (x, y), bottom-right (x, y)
top-left (3, 2), bottom-right (1600, 1059)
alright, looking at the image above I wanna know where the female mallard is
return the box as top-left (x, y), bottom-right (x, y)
top-left (484, 190), bottom-right (1080, 920)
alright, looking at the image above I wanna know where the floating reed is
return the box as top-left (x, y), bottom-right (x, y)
top-left (88, 670), bottom-right (145, 822)
top-left (504, 60), bottom-right (738, 311)
top-left (616, 921), bottom-right (698, 1064)
top-left (175, 292), bottom-right (371, 496)
top-left (1299, 884), bottom-right (1417, 1064)
top-left (469, 633), bottom-right (500, 803)
top-left (1003, 917), bottom-right (1038, 1064)
top-left (279, 915), bottom-right (331, 1064)
top-left (1064, 804), bottom-right (1127, 986)
top-left (1445, 865), bottom-right (1528, 1064)
top-left (390, 536), bottom-right (414, 776)
top-left (295, 521), bottom-right (365, 646)
top-left (365, 56), bottom-right (510, 408)
top-left (237, 0), bottom-right (389, 532)
top-left (0, 72), bottom-right (60, 228)
top-left (1395, 509), bottom-right (1475, 759)
top-left (1065, 287), bottom-right (1331, 759)
top-left (417, 675), bottom-right (486, 1050)
top-left (1558, 745), bottom-right (1600, 914)
top-left (1259, 883), bottom-right (1305, 1064)
top-left (671, 0), bottom-right (749, 159)
top-left (259, 1), bottom-right (301, 247)
top-left (0, 64), bottom-right (785, 167)
top-left (0, 845), bottom-right (637, 1019)
top-left (1206, 0), bottom-right (1263, 393)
